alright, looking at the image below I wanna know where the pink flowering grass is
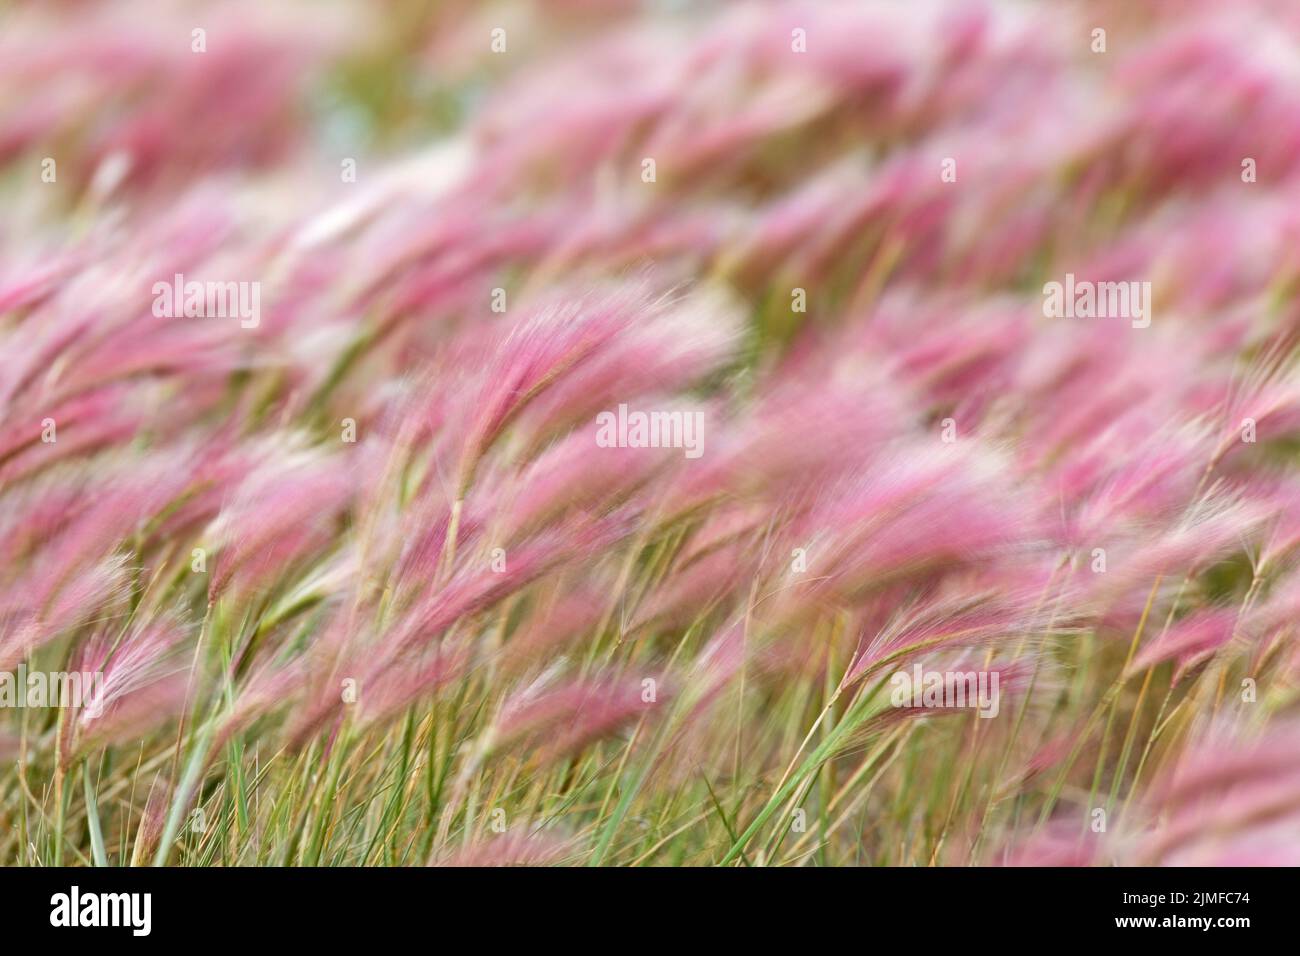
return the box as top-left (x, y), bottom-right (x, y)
top-left (2, 0), bottom-right (1300, 867)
